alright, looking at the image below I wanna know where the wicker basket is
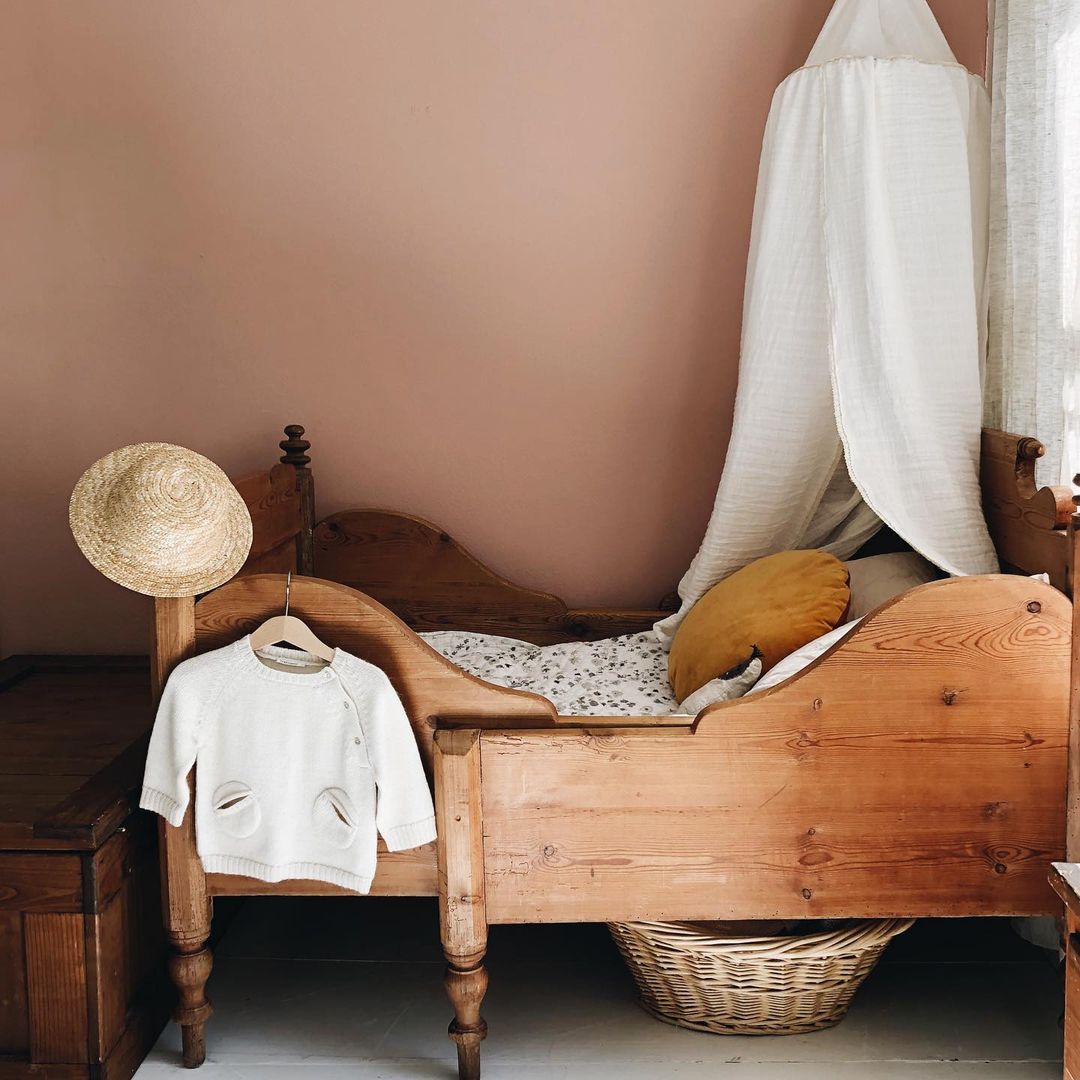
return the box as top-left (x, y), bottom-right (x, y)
top-left (609, 917), bottom-right (915, 1036)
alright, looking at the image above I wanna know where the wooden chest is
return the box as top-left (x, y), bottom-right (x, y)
top-left (0, 656), bottom-right (168, 1080)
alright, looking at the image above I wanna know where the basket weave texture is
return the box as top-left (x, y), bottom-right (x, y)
top-left (609, 918), bottom-right (914, 1036)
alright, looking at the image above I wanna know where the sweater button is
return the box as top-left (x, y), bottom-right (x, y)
top-left (354, 737), bottom-right (361, 745)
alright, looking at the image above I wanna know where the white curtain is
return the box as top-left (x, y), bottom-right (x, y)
top-left (656, 0), bottom-right (998, 648)
top-left (986, 0), bottom-right (1080, 486)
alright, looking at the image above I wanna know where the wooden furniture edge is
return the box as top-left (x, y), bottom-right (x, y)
top-left (0, 654), bottom-right (148, 691)
top-left (981, 428), bottom-right (1074, 590)
top-left (33, 734), bottom-right (152, 847)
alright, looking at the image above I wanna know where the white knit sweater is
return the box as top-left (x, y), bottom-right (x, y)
top-left (140, 638), bottom-right (436, 893)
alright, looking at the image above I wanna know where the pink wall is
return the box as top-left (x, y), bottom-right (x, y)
top-left (1, 1), bottom-right (986, 655)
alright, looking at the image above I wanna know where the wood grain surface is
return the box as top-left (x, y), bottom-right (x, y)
top-left (25, 914), bottom-right (88, 1063)
top-left (0, 667), bottom-right (151, 851)
top-left (0, 855), bottom-right (83, 914)
top-left (481, 576), bottom-right (1070, 923)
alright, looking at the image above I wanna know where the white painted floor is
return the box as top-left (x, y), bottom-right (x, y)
top-left (135, 899), bottom-right (1064, 1080)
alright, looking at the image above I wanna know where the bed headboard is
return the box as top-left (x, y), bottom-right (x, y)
top-left (225, 425), bottom-right (1077, 636)
top-left (312, 508), bottom-right (673, 644)
top-left (980, 429), bottom-right (1075, 593)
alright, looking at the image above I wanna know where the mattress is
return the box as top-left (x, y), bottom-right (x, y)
top-left (421, 631), bottom-right (682, 716)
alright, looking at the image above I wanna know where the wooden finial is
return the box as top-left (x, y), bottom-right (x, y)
top-left (1017, 436), bottom-right (1046, 462)
top-left (280, 424), bottom-right (311, 467)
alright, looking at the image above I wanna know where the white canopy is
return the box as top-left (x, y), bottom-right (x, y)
top-left (656, 0), bottom-right (998, 648)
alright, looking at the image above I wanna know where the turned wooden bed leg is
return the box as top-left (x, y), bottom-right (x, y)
top-left (434, 730), bottom-right (489, 1080)
top-left (159, 786), bottom-right (213, 1067)
top-left (152, 598), bottom-right (213, 1066)
top-left (445, 960), bottom-right (488, 1079)
top-left (170, 930), bottom-right (213, 1067)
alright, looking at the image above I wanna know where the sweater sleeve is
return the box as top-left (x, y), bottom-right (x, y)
top-left (361, 673), bottom-right (437, 851)
top-left (139, 662), bottom-right (201, 828)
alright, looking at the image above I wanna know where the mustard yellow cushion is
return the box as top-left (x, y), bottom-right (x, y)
top-left (668, 550), bottom-right (850, 701)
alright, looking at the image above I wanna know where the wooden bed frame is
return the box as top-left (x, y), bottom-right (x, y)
top-left (151, 424), bottom-right (1079, 1079)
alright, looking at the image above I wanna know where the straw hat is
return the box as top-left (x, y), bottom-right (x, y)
top-left (70, 443), bottom-right (253, 597)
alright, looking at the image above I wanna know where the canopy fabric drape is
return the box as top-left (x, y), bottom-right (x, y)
top-left (656, 0), bottom-right (998, 649)
top-left (986, 0), bottom-right (1080, 487)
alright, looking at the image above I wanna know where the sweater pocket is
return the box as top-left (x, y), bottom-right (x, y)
top-left (211, 782), bottom-right (261, 839)
top-left (313, 787), bottom-right (359, 849)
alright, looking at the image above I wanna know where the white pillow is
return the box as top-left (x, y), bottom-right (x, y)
top-left (843, 552), bottom-right (940, 620)
top-left (678, 654), bottom-right (763, 714)
top-left (748, 619), bottom-right (861, 695)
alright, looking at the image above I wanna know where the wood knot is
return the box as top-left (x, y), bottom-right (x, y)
top-left (807, 827), bottom-right (816, 836)
top-left (811, 698), bottom-right (823, 711)
top-left (994, 863), bottom-right (1007, 875)
top-left (569, 621), bottom-right (589, 637)
top-left (1027, 600), bottom-right (1042, 614)
top-left (941, 689), bottom-right (963, 706)
top-left (801, 888), bottom-right (813, 900)
top-left (543, 844), bottom-right (556, 858)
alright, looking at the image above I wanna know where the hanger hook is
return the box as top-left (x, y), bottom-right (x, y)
top-left (284, 570), bottom-right (292, 618)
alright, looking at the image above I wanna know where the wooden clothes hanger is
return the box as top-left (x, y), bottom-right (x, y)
top-left (249, 572), bottom-right (336, 663)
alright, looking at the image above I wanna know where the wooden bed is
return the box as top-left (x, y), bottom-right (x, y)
top-left (151, 425), bottom-right (1079, 1080)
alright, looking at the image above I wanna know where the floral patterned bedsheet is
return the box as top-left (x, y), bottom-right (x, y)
top-left (420, 630), bottom-right (684, 716)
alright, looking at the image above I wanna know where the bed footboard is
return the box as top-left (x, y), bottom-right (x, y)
top-left (469, 574), bottom-right (1071, 924)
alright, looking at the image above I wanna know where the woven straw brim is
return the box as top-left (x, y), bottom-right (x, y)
top-left (70, 442), bottom-right (253, 598)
